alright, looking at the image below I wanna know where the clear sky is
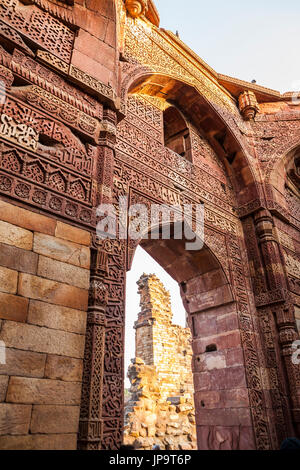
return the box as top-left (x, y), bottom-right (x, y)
top-left (154, 0), bottom-right (300, 93)
top-left (124, 1), bottom-right (300, 386)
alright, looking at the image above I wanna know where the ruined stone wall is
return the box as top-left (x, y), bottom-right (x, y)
top-left (0, 199), bottom-right (90, 450)
top-left (124, 274), bottom-right (196, 449)
top-left (124, 359), bottom-right (196, 450)
top-left (135, 274), bottom-right (193, 399)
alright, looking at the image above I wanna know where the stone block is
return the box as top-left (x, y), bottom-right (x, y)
top-left (225, 348), bottom-right (245, 367)
top-left (221, 389), bottom-right (249, 408)
top-left (195, 351), bottom-right (226, 372)
top-left (0, 376), bottom-right (8, 401)
top-left (6, 377), bottom-right (82, 405)
top-left (45, 355), bottom-right (83, 382)
top-left (196, 425), bottom-right (253, 450)
top-left (37, 256), bottom-right (90, 289)
top-left (0, 243), bottom-right (38, 274)
top-left (33, 233), bottom-right (90, 269)
top-left (55, 222), bottom-right (91, 246)
top-left (30, 405), bottom-right (80, 434)
top-left (0, 433), bottom-right (77, 450)
top-left (28, 300), bottom-right (87, 334)
top-left (0, 292), bottom-right (28, 322)
top-left (0, 266), bottom-right (18, 294)
top-left (0, 321), bottom-right (85, 359)
top-left (225, 366), bottom-right (247, 390)
top-left (195, 408), bottom-right (252, 427)
top-left (0, 220), bottom-right (33, 250)
top-left (0, 199), bottom-right (56, 235)
top-left (0, 348), bottom-right (46, 378)
top-left (18, 273), bottom-right (88, 311)
top-left (0, 403), bottom-right (32, 435)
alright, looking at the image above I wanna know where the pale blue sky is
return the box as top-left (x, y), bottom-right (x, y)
top-left (125, 1), bottom-right (300, 385)
top-left (155, 0), bottom-right (300, 93)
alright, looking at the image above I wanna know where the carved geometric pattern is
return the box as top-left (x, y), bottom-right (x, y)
top-left (0, 0), bottom-right (75, 62)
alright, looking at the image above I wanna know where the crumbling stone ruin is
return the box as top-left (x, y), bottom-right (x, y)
top-left (135, 274), bottom-right (194, 399)
top-left (124, 274), bottom-right (197, 450)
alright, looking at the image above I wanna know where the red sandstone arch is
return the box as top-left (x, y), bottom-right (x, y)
top-left (121, 70), bottom-right (261, 208)
top-left (127, 224), bottom-right (256, 450)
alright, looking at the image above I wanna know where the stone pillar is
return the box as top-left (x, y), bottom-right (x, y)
top-left (254, 209), bottom-right (300, 439)
top-left (77, 249), bottom-right (108, 450)
top-left (78, 108), bottom-right (125, 450)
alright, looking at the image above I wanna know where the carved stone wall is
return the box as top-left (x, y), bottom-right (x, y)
top-left (0, 0), bottom-right (298, 451)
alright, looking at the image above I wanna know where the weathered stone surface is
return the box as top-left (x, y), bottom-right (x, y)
top-left (135, 274), bottom-right (194, 399)
top-left (37, 256), bottom-right (90, 289)
top-left (0, 376), bottom-right (8, 402)
top-left (0, 322), bottom-right (85, 359)
top-left (0, 266), bottom-right (18, 294)
top-left (0, 404), bottom-right (32, 435)
top-left (0, 220), bottom-right (33, 250)
top-left (28, 300), bottom-right (87, 334)
top-left (195, 408), bottom-right (252, 427)
top-left (196, 425), bottom-right (256, 450)
top-left (0, 433), bottom-right (77, 450)
top-left (55, 222), bottom-right (91, 246)
top-left (18, 273), bottom-right (88, 311)
top-left (124, 359), bottom-right (197, 450)
top-left (33, 233), bottom-right (90, 269)
top-left (0, 0), bottom-right (298, 452)
top-left (30, 405), bottom-right (80, 433)
top-left (0, 348), bottom-right (46, 378)
top-left (0, 243), bottom-right (38, 275)
top-left (45, 355), bottom-right (83, 382)
top-left (0, 292), bottom-right (29, 322)
top-left (6, 377), bottom-right (82, 405)
top-left (0, 200), bottom-right (56, 235)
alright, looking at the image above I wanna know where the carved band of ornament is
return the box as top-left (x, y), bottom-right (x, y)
top-left (0, 1), bottom-right (74, 62)
top-left (0, 19), bottom-right (34, 57)
top-left (255, 288), bottom-right (289, 307)
top-left (69, 65), bottom-right (117, 103)
top-left (0, 171), bottom-right (94, 227)
top-left (125, 0), bottom-right (148, 18)
top-left (36, 49), bottom-right (69, 74)
top-left (284, 253), bottom-right (300, 279)
top-left (9, 50), bottom-right (103, 119)
top-left (19, 85), bottom-right (99, 138)
top-left (275, 228), bottom-right (295, 252)
top-left (87, 311), bottom-right (107, 326)
top-left (25, 0), bottom-right (76, 24)
top-left (0, 65), bottom-right (14, 88)
top-left (0, 113), bottom-right (38, 150)
top-left (78, 419), bottom-right (102, 441)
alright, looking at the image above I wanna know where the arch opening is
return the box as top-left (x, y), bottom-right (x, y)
top-left (123, 224), bottom-right (255, 450)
